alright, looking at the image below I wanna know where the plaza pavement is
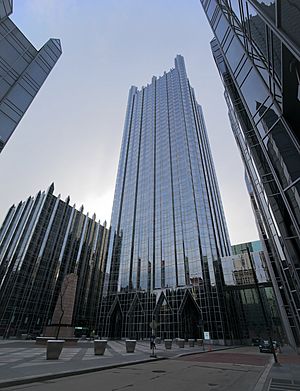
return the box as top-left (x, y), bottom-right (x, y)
top-left (0, 339), bottom-right (231, 388)
top-left (0, 346), bottom-right (279, 391)
top-left (0, 341), bottom-right (299, 390)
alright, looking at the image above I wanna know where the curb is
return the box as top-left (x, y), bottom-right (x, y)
top-left (172, 345), bottom-right (243, 359)
top-left (0, 357), bottom-right (166, 389)
top-left (253, 356), bottom-right (274, 391)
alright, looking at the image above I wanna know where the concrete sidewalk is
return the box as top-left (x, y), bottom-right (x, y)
top-left (0, 340), bottom-right (233, 388)
top-left (262, 345), bottom-right (300, 391)
top-left (0, 346), bottom-right (274, 391)
top-left (2, 342), bottom-right (297, 391)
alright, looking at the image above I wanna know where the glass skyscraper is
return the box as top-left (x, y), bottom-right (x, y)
top-left (200, 0), bottom-right (300, 348)
top-left (99, 55), bottom-right (232, 342)
top-left (0, 184), bottom-right (109, 338)
top-left (0, 0), bottom-right (61, 153)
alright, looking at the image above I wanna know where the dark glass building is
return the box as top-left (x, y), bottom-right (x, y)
top-left (99, 55), bottom-right (232, 342)
top-left (200, 0), bottom-right (300, 348)
top-left (221, 240), bottom-right (283, 343)
top-left (0, 0), bottom-right (61, 153)
top-left (245, 173), bottom-right (296, 346)
top-left (0, 184), bottom-right (109, 337)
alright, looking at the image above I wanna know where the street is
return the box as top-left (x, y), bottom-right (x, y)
top-left (1, 347), bottom-right (271, 391)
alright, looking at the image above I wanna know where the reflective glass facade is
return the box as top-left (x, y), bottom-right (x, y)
top-left (231, 239), bottom-right (262, 255)
top-left (99, 56), bottom-right (232, 341)
top-left (0, 184), bottom-right (109, 337)
top-left (245, 173), bottom-right (297, 346)
top-left (221, 241), bottom-right (282, 342)
top-left (200, 0), bottom-right (300, 347)
top-left (0, 0), bottom-right (61, 153)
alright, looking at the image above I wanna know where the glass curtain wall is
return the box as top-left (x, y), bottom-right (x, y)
top-left (0, 184), bottom-right (109, 337)
top-left (0, 0), bottom-right (61, 153)
top-left (99, 56), bottom-right (232, 342)
top-left (200, 0), bottom-right (300, 347)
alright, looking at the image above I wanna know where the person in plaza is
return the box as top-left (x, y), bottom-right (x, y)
top-left (150, 335), bottom-right (156, 350)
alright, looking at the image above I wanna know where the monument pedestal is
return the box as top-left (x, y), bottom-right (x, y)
top-left (44, 325), bottom-right (75, 338)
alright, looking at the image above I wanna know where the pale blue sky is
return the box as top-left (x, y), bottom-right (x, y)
top-left (0, 0), bottom-right (259, 244)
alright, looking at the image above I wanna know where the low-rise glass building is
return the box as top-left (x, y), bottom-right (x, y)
top-left (0, 184), bottom-right (109, 337)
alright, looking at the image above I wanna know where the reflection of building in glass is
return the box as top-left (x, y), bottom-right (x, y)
top-left (223, 241), bottom-right (269, 286)
top-left (233, 260), bottom-right (255, 285)
top-left (200, 0), bottom-right (300, 349)
top-left (233, 241), bottom-right (269, 283)
top-left (221, 240), bottom-right (283, 342)
top-left (0, 0), bottom-right (61, 153)
top-left (99, 55), bottom-right (232, 342)
top-left (0, 184), bottom-right (109, 337)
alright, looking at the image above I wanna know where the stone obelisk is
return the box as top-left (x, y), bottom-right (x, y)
top-left (45, 273), bottom-right (78, 338)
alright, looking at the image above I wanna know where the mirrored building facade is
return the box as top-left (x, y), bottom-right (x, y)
top-left (200, 0), bottom-right (300, 347)
top-left (0, 184), bottom-right (109, 337)
top-left (221, 240), bottom-right (283, 343)
top-left (99, 56), bottom-right (232, 342)
top-left (245, 173), bottom-right (296, 346)
top-left (0, 0), bottom-right (61, 153)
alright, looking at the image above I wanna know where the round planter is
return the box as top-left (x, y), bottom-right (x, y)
top-left (188, 339), bottom-right (195, 347)
top-left (46, 340), bottom-right (65, 360)
top-left (177, 339), bottom-right (185, 348)
top-left (94, 340), bottom-right (107, 355)
top-left (164, 339), bottom-right (172, 349)
top-left (196, 339), bottom-right (203, 346)
top-left (125, 339), bottom-right (136, 353)
top-left (177, 338), bottom-right (185, 348)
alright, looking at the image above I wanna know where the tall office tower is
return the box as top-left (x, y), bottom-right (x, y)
top-left (200, 0), bottom-right (300, 348)
top-left (0, 0), bottom-right (61, 153)
top-left (99, 55), bottom-right (232, 342)
top-left (0, 184), bottom-right (109, 337)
